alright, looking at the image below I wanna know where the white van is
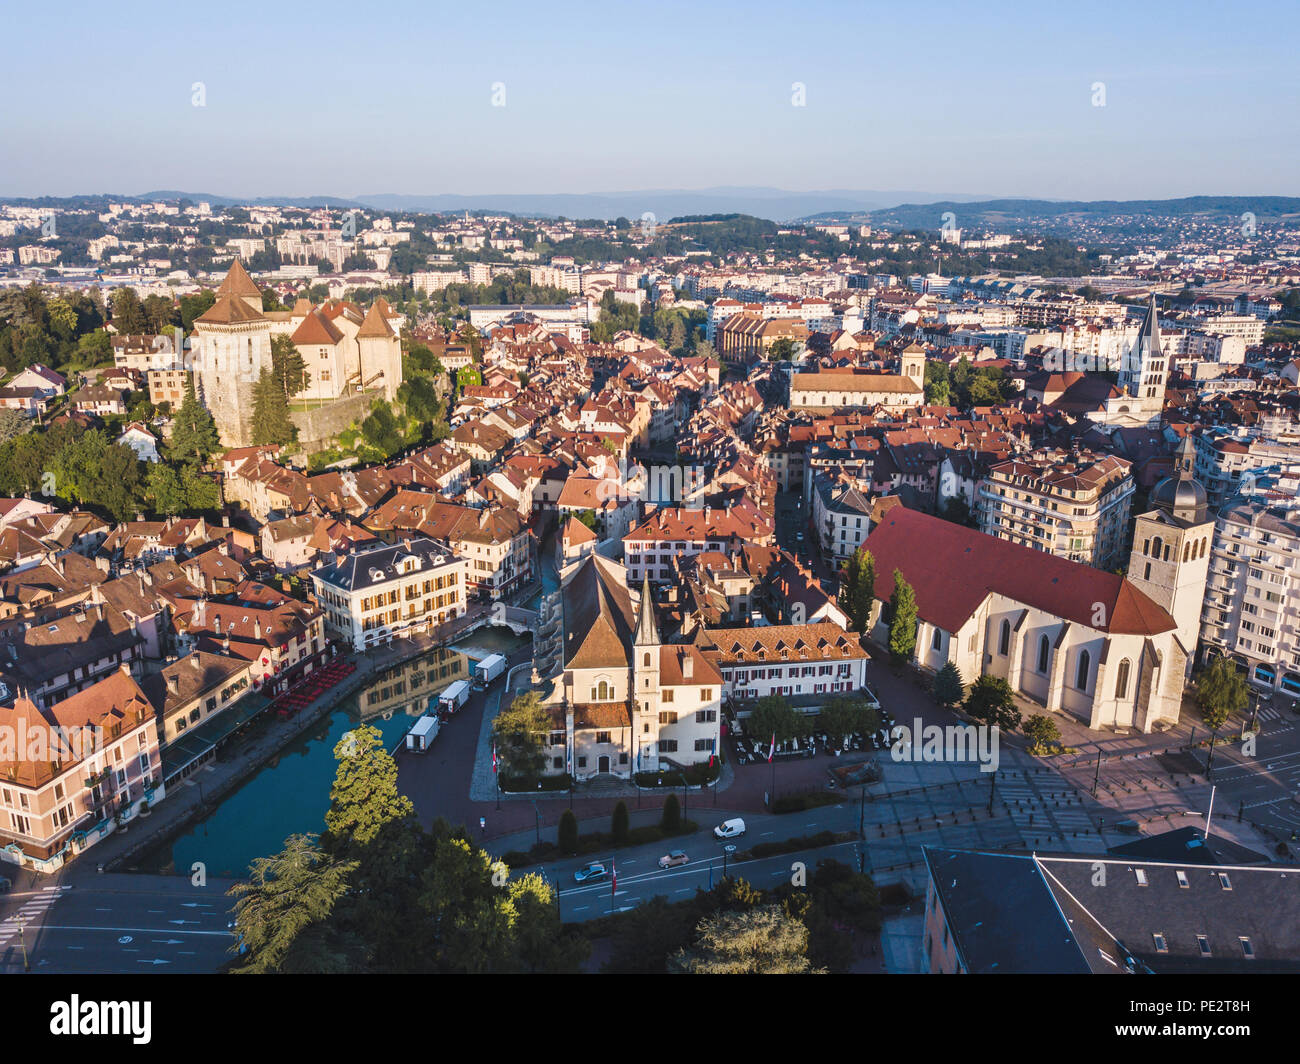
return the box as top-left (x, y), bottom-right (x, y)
top-left (713, 818), bottom-right (746, 839)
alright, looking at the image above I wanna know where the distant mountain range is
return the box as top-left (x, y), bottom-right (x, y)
top-left (865, 195), bottom-right (1300, 230)
top-left (127, 187), bottom-right (1000, 222)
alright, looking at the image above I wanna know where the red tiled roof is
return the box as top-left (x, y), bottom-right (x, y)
top-left (865, 507), bottom-right (1175, 636)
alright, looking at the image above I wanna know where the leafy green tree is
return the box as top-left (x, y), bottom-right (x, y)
top-left (932, 661), bottom-right (964, 708)
top-left (146, 462), bottom-right (188, 516)
top-left (817, 697), bottom-right (878, 746)
top-left (670, 906), bottom-right (820, 974)
top-left (558, 809), bottom-right (578, 853)
top-left (360, 401), bottom-right (405, 458)
top-left (169, 378), bottom-right (220, 467)
top-left (839, 547), bottom-right (875, 632)
top-left (612, 800), bottom-right (630, 845)
top-left (767, 337), bottom-right (797, 361)
top-left (660, 793), bottom-right (681, 833)
top-left (323, 726), bottom-right (416, 855)
top-left (1197, 655), bottom-right (1248, 734)
top-left (493, 690), bottom-right (550, 783)
top-left (1024, 713), bottom-right (1061, 755)
top-left (505, 872), bottom-right (589, 973)
top-left (887, 570), bottom-right (918, 663)
top-left (964, 674), bottom-right (1022, 732)
top-left (270, 334), bottom-right (310, 399)
top-left (227, 834), bottom-right (357, 974)
top-left (110, 287), bottom-right (147, 334)
top-left (747, 694), bottom-right (810, 745)
top-left (251, 368), bottom-right (297, 447)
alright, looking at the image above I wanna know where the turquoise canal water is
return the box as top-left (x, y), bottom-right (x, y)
top-left (135, 631), bottom-right (525, 879)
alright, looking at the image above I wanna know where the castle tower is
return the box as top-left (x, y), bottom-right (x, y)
top-left (631, 574), bottom-right (661, 772)
top-left (191, 261), bottom-right (272, 447)
top-left (357, 298), bottom-right (404, 401)
top-left (1126, 435), bottom-right (1212, 677)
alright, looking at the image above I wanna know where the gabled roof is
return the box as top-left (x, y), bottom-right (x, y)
top-left (561, 554), bottom-right (636, 671)
top-left (865, 506), bottom-right (1175, 636)
top-left (292, 309), bottom-right (345, 346)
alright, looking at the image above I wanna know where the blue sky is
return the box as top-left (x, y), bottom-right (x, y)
top-left (2, 0), bottom-right (1295, 201)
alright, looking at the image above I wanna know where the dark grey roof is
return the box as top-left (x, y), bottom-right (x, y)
top-left (1107, 826), bottom-right (1269, 867)
top-left (311, 534), bottom-right (459, 593)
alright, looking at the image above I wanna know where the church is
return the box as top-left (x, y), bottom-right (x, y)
top-left (864, 505), bottom-right (1189, 733)
top-left (531, 554), bottom-right (722, 780)
top-left (190, 260), bottom-right (404, 446)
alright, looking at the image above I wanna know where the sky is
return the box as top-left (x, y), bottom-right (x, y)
top-left (2, 0), bottom-right (1296, 203)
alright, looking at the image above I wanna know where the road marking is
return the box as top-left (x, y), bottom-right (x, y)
top-left (33, 925), bottom-right (231, 937)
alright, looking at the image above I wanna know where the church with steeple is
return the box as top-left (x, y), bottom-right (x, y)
top-left (530, 554), bottom-right (722, 781)
top-left (191, 260), bottom-right (405, 447)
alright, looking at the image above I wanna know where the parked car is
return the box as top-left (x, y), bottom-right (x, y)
top-left (658, 850), bottom-right (689, 868)
top-left (574, 862), bottom-right (607, 883)
top-left (714, 818), bottom-right (746, 839)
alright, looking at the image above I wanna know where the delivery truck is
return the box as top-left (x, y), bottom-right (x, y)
top-left (438, 679), bottom-right (471, 715)
top-left (405, 715), bottom-right (440, 752)
top-left (472, 653), bottom-right (507, 690)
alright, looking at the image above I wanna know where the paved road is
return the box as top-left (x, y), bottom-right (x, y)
top-left (0, 871), bottom-right (237, 973)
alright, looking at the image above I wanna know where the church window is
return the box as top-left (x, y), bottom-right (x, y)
top-left (1037, 636), bottom-right (1050, 673)
top-left (998, 620), bottom-right (1010, 656)
top-left (1115, 659), bottom-right (1131, 699)
top-left (1163, 544), bottom-right (1171, 562)
top-left (1183, 542), bottom-right (1190, 562)
top-left (1076, 650), bottom-right (1091, 692)
top-left (1144, 562), bottom-right (1151, 580)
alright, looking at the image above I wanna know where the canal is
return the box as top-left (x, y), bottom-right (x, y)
top-left (133, 641), bottom-right (509, 879)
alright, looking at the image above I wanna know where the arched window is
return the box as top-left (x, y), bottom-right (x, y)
top-left (643, 652), bottom-right (650, 667)
top-left (932, 628), bottom-right (943, 651)
top-left (1151, 536), bottom-right (1163, 560)
top-left (1115, 659), bottom-right (1131, 699)
top-left (1037, 635), bottom-right (1050, 673)
top-left (998, 619), bottom-right (1010, 656)
top-left (593, 680), bottom-right (612, 701)
top-left (1200, 538), bottom-right (1208, 559)
top-left (1076, 649), bottom-right (1091, 692)
top-left (1183, 542), bottom-right (1190, 562)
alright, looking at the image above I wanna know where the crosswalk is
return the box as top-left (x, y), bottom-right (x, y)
top-left (0, 884), bottom-right (72, 944)
top-left (995, 778), bottom-right (1099, 847)
top-left (1254, 707), bottom-right (1294, 732)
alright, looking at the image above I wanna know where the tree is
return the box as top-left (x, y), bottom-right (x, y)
top-left (493, 691), bottom-right (550, 783)
top-left (110, 287), bottom-right (147, 335)
top-left (0, 409), bottom-right (30, 444)
top-left (227, 834), bottom-right (357, 974)
top-left (660, 793), bottom-right (681, 833)
top-left (323, 725), bottom-right (416, 856)
top-left (611, 800), bottom-right (630, 845)
top-left (670, 906), bottom-right (820, 974)
top-left (1024, 713), bottom-right (1062, 755)
top-left (146, 462), bottom-right (188, 516)
top-left (1197, 655), bottom-right (1248, 734)
top-left (168, 377), bottom-right (220, 468)
top-left (887, 570), bottom-right (918, 664)
top-left (558, 809), bottom-right (578, 853)
top-left (767, 337), bottom-right (797, 361)
top-left (747, 694), bottom-right (809, 746)
top-left (817, 697), bottom-right (879, 746)
top-left (251, 368), bottom-right (297, 447)
top-left (270, 334), bottom-right (310, 399)
top-left (932, 661), bottom-right (964, 709)
top-left (964, 674), bottom-right (1022, 732)
top-left (839, 546), bottom-right (875, 633)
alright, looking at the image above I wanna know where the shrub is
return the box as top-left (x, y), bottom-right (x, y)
top-left (612, 801), bottom-right (629, 845)
top-left (558, 810), bottom-right (578, 854)
top-left (661, 794), bottom-right (681, 833)
top-left (771, 792), bottom-right (843, 814)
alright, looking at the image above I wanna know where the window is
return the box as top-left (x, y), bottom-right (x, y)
top-left (1152, 933), bottom-right (1168, 953)
top-left (596, 731), bottom-right (611, 745)
top-left (1218, 873), bottom-right (1232, 890)
top-left (1115, 659), bottom-right (1131, 700)
top-left (1075, 649), bottom-right (1090, 692)
top-left (998, 620), bottom-right (1010, 656)
top-left (695, 738), bottom-right (713, 751)
top-left (1037, 635), bottom-right (1050, 674)
top-left (1134, 868), bottom-right (1147, 886)
top-left (1240, 937), bottom-right (1254, 959)
top-left (659, 740), bottom-right (678, 752)
top-left (662, 690), bottom-right (674, 703)
top-left (932, 628), bottom-right (943, 651)
top-left (696, 709), bottom-right (716, 723)
top-left (577, 756), bottom-right (587, 768)
top-left (1196, 935), bottom-right (1211, 957)
top-left (700, 688), bottom-right (713, 701)
top-left (658, 711), bottom-right (678, 725)
top-left (1176, 870), bottom-right (1189, 888)
top-left (591, 680), bottom-right (612, 701)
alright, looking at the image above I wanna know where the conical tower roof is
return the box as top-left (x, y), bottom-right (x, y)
top-left (357, 301), bottom-right (395, 339)
top-left (217, 258), bottom-right (262, 300)
top-left (633, 573), bottom-right (659, 646)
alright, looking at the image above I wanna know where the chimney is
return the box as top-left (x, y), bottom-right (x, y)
top-left (222, 633), bottom-right (230, 652)
top-left (189, 653), bottom-right (201, 670)
top-left (166, 673), bottom-right (180, 694)
top-left (682, 651), bottom-right (693, 679)
top-left (135, 513), bottom-right (144, 523)
top-left (255, 619), bottom-right (262, 640)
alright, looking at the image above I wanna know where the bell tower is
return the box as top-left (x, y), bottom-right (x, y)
top-left (1127, 435), bottom-right (1213, 675)
top-left (632, 574), bottom-right (661, 771)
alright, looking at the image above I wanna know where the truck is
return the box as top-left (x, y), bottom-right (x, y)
top-left (437, 680), bottom-right (471, 715)
top-left (472, 653), bottom-right (507, 690)
top-left (404, 715), bottom-right (440, 752)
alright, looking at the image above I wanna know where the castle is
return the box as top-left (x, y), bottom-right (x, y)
top-left (191, 260), bottom-right (404, 446)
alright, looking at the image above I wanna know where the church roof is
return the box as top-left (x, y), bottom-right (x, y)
top-left (561, 554), bottom-right (636, 670)
top-left (866, 506), bottom-right (1176, 637)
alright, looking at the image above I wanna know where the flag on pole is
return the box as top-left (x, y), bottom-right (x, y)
top-left (767, 732), bottom-right (776, 763)
top-left (708, 737), bottom-right (716, 768)
top-left (492, 740), bottom-right (498, 774)
top-left (611, 860), bottom-right (617, 895)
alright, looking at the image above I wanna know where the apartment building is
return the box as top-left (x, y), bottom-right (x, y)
top-left (1200, 491), bottom-right (1300, 696)
top-left (1193, 428), bottom-right (1300, 507)
top-left (693, 623), bottom-right (871, 708)
top-left (0, 667), bottom-right (164, 872)
top-left (310, 536), bottom-right (467, 651)
top-left (977, 450), bottom-right (1135, 569)
top-left (623, 500), bottom-right (775, 584)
